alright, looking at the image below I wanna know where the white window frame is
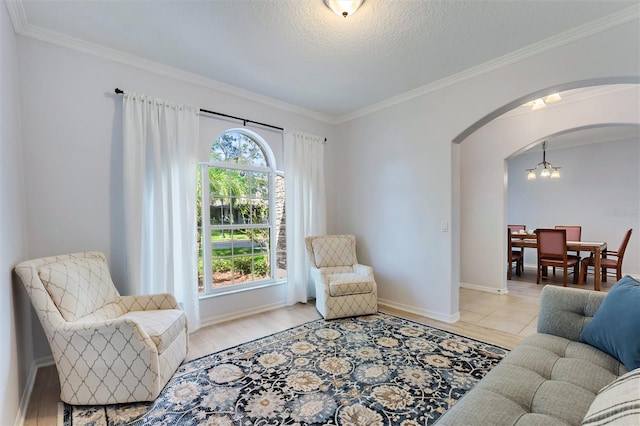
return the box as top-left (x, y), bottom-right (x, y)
top-left (199, 128), bottom-right (283, 298)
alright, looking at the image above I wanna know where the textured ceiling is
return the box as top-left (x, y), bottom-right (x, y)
top-left (11, 0), bottom-right (640, 119)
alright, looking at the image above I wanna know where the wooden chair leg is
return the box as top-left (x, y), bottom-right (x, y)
top-left (563, 267), bottom-right (568, 286)
top-left (507, 263), bottom-right (512, 280)
top-left (536, 264), bottom-right (541, 284)
top-left (602, 267), bottom-right (607, 282)
top-left (572, 263), bottom-right (579, 284)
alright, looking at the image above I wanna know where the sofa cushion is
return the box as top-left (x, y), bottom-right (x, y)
top-left (38, 257), bottom-right (120, 322)
top-left (582, 368), bottom-right (640, 425)
top-left (437, 333), bottom-right (626, 426)
top-left (121, 309), bottom-right (186, 353)
top-left (580, 275), bottom-right (640, 371)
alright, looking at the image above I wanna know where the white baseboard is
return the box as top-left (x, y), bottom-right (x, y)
top-left (378, 298), bottom-right (460, 323)
top-left (459, 282), bottom-right (509, 294)
top-left (15, 356), bottom-right (55, 426)
top-left (198, 301), bottom-right (287, 329)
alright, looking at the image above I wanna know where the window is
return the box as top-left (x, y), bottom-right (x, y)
top-left (198, 129), bottom-right (286, 296)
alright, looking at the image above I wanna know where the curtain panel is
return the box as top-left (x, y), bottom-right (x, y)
top-left (122, 92), bottom-right (200, 331)
top-left (284, 130), bottom-right (327, 305)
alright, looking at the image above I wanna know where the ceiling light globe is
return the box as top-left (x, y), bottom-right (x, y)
top-left (531, 98), bottom-right (546, 111)
top-left (324, 0), bottom-right (364, 18)
top-left (540, 167), bottom-right (551, 178)
top-left (545, 93), bottom-right (562, 103)
top-left (527, 170), bottom-right (536, 180)
top-left (550, 168), bottom-right (561, 178)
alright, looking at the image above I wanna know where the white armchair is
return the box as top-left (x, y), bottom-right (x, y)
top-left (305, 234), bottom-right (377, 319)
top-left (15, 251), bottom-right (188, 405)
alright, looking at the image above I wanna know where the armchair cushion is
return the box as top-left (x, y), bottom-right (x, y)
top-left (579, 275), bottom-right (640, 371)
top-left (327, 273), bottom-right (376, 296)
top-left (311, 235), bottom-right (356, 267)
top-left (38, 256), bottom-right (120, 321)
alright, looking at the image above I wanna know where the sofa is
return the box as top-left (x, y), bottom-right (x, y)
top-left (438, 280), bottom-right (640, 426)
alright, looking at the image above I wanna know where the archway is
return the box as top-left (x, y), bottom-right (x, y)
top-left (453, 82), bottom-right (640, 295)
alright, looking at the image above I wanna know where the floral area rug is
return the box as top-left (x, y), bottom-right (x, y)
top-left (61, 312), bottom-right (508, 425)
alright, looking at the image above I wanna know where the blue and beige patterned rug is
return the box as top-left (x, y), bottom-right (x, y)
top-left (61, 312), bottom-right (507, 425)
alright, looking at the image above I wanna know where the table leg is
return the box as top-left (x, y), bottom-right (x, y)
top-left (594, 247), bottom-right (601, 291)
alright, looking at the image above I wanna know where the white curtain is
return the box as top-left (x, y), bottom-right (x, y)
top-left (284, 130), bottom-right (327, 305)
top-left (122, 92), bottom-right (200, 331)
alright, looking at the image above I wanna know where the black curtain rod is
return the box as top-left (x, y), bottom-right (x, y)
top-left (114, 88), bottom-right (283, 132)
top-left (114, 88), bottom-right (327, 142)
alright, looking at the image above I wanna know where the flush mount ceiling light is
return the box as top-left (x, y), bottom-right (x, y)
top-left (526, 141), bottom-right (561, 180)
top-left (324, 0), bottom-right (364, 17)
top-left (522, 92), bottom-right (562, 111)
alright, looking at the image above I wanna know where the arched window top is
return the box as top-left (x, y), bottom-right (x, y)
top-left (210, 129), bottom-right (275, 169)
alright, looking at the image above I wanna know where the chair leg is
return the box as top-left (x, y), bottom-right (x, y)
top-left (616, 266), bottom-right (622, 281)
top-left (573, 263), bottom-right (579, 284)
top-left (579, 262), bottom-right (586, 285)
top-left (507, 263), bottom-right (512, 280)
top-left (563, 267), bottom-right (568, 287)
top-left (536, 263), bottom-right (541, 284)
top-left (602, 267), bottom-right (607, 282)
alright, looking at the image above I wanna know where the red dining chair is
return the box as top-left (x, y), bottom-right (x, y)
top-left (536, 228), bottom-right (579, 286)
top-left (553, 225), bottom-right (582, 275)
top-left (507, 227), bottom-right (523, 279)
top-left (579, 229), bottom-right (632, 285)
top-left (508, 225), bottom-right (526, 264)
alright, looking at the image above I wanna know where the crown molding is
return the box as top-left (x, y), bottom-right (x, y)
top-left (6, 1), bottom-right (338, 125)
top-left (336, 5), bottom-right (640, 124)
top-left (6, 0), bottom-right (638, 126)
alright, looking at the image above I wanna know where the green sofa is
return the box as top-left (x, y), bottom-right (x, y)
top-left (438, 285), bottom-right (630, 426)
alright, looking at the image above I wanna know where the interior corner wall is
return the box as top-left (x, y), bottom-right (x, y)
top-left (1, 2), bottom-right (31, 424)
top-left (507, 137), bottom-right (640, 275)
top-left (16, 35), bottom-right (335, 358)
top-left (460, 87), bottom-right (640, 291)
top-left (329, 19), bottom-right (639, 317)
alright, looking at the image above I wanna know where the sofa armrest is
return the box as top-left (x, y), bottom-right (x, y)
top-left (537, 286), bottom-right (607, 341)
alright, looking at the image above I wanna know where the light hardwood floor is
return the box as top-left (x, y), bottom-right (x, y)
top-left (23, 267), bottom-right (612, 426)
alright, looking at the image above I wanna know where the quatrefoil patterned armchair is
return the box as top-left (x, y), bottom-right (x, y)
top-left (15, 251), bottom-right (188, 405)
top-left (305, 234), bottom-right (378, 319)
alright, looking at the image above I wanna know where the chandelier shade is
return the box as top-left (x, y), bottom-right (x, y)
top-left (526, 141), bottom-right (561, 180)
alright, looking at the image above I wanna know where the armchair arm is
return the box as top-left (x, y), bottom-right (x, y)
top-left (537, 286), bottom-right (607, 341)
top-left (354, 263), bottom-right (374, 280)
top-left (119, 293), bottom-right (180, 312)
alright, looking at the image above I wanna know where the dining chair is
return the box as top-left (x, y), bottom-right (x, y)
top-left (508, 227), bottom-right (523, 279)
top-left (553, 225), bottom-right (582, 276)
top-left (536, 228), bottom-right (579, 286)
top-left (579, 228), bottom-right (633, 286)
top-left (508, 224), bottom-right (526, 233)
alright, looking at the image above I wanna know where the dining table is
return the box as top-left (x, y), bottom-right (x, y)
top-left (511, 232), bottom-right (608, 291)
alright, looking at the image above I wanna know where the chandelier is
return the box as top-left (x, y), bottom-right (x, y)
top-left (526, 141), bottom-right (560, 180)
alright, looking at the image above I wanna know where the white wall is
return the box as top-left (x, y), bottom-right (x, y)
top-left (1, 1), bottom-right (31, 424)
top-left (330, 19), bottom-right (639, 318)
top-left (460, 87), bottom-right (640, 292)
top-left (507, 137), bottom-right (640, 274)
top-left (16, 36), bottom-right (335, 359)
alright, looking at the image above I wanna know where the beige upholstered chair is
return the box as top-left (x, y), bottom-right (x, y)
top-left (15, 251), bottom-right (188, 405)
top-left (305, 234), bottom-right (377, 319)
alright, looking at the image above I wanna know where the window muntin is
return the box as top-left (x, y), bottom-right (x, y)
top-left (198, 130), bottom-right (286, 296)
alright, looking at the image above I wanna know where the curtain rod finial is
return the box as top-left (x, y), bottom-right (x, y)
top-left (115, 88), bottom-right (124, 95)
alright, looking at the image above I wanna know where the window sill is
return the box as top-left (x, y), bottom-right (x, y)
top-left (198, 279), bottom-right (287, 299)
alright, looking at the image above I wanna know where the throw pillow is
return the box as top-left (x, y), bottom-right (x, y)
top-left (579, 275), bottom-right (640, 371)
top-left (582, 368), bottom-right (640, 425)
